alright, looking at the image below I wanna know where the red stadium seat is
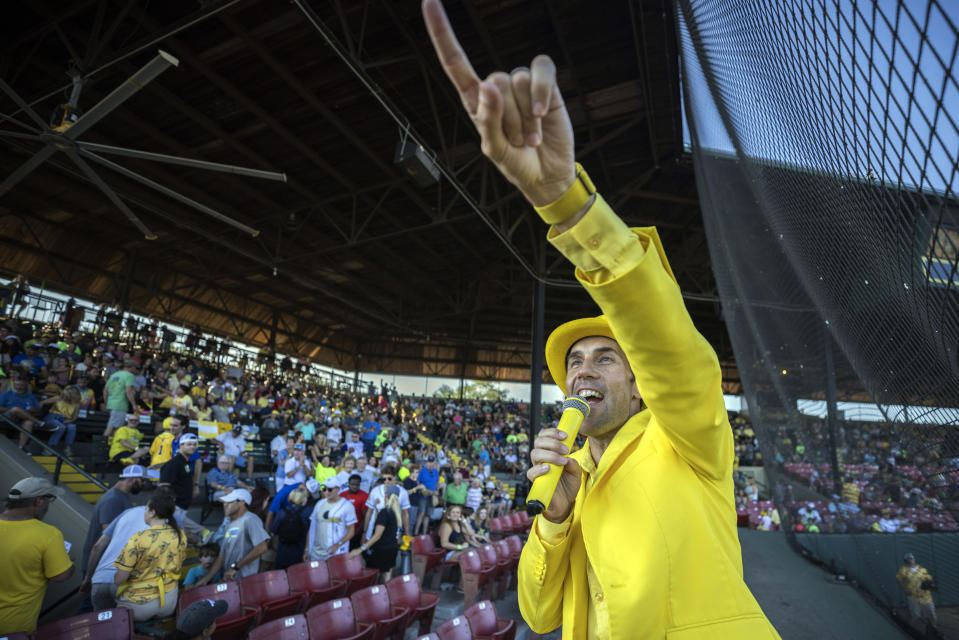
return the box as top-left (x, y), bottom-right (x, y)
top-left (506, 512), bottom-right (523, 533)
top-left (411, 534), bottom-right (452, 590)
top-left (478, 543), bottom-right (509, 599)
top-left (503, 535), bottom-right (523, 560)
top-left (247, 614), bottom-right (310, 640)
top-left (458, 549), bottom-right (495, 606)
top-left (305, 598), bottom-right (375, 640)
top-left (287, 560), bottom-right (348, 610)
top-left (327, 553), bottom-right (379, 595)
top-left (349, 584), bottom-right (409, 640)
top-left (488, 516), bottom-right (510, 540)
top-left (240, 569), bottom-right (305, 622)
top-left (385, 573), bottom-right (440, 636)
top-left (434, 615), bottom-right (473, 640)
top-left (514, 511), bottom-right (531, 533)
top-left (493, 539), bottom-right (518, 591)
top-left (34, 607), bottom-right (134, 640)
top-left (465, 600), bottom-right (517, 640)
top-left (177, 581), bottom-right (259, 640)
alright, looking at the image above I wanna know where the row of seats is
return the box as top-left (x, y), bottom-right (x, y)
top-left (411, 535), bottom-right (524, 605)
top-left (248, 598), bottom-right (515, 640)
top-left (488, 512), bottom-right (532, 537)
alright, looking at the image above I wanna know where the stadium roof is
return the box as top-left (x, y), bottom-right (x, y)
top-left (0, 0), bottom-right (739, 391)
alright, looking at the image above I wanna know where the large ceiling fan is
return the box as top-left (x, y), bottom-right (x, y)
top-left (0, 50), bottom-right (286, 240)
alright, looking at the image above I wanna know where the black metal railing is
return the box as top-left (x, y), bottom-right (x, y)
top-left (0, 413), bottom-right (108, 491)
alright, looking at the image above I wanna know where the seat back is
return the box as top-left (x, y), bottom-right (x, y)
top-left (327, 552), bottom-right (366, 580)
top-left (411, 534), bottom-right (437, 554)
top-left (247, 614), bottom-right (310, 640)
top-left (177, 581), bottom-right (247, 623)
top-left (305, 598), bottom-right (358, 640)
top-left (506, 512), bottom-right (522, 530)
top-left (384, 573), bottom-right (421, 610)
top-left (288, 560), bottom-right (333, 592)
top-left (493, 540), bottom-right (512, 562)
top-left (349, 584), bottom-right (393, 624)
top-left (504, 535), bottom-right (523, 556)
top-left (240, 569), bottom-right (293, 607)
top-left (434, 615), bottom-right (473, 640)
top-left (488, 516), bottom-right (504, 531)
top-left (458, 549), bottom-right (485, 573)
top-left (478, 544), bottom-right (499, 567)
top-left (464, 600), bottom-right (500, 635)
top-left (34, 608), bottom-right (133, 640)
top-left (515, 511), bottom-right (531, 528)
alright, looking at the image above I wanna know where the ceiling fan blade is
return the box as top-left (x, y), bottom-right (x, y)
top-left (66, 149), bottom-right (157, 240)
top-left (0, 145), bottom-right (56, 196)
top-left (80, 148), bottom-right (260, 237)
top-left (0, 130), bottom-right (44, 142)
top-left (0, 79), bottom-right (50, 131)
top-left (77, 141), bottom-right (287, 182)
top-left (64, 50), bottom-right (179, 140)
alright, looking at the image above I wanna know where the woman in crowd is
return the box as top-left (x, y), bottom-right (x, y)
top-left (467, 505), bottom-right (492, 545)
top-left (330, 455), bottom-right (357, 492)
top-left (352, 485), bottom-right (401, 583)
top-left (310, 432), bottom-right (331, 465)
top-left (114, 492), bottom-right (187, 621)
top-left (171, 385), bottom-right (193, 417)
top-left (193, 395), bottom-right (212, 421)
top-left (39, 386), bottom-right (80, 456)
top-left (437, 504), bottom-right (474, 562)
top-left (314, 453), bottom-right (336, 487)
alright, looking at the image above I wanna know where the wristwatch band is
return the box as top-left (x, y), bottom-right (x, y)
top-left (533, 163), bottom-right (596, 225)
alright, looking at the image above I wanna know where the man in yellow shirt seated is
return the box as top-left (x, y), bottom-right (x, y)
top-left (109, 414), bottom-right (150, 466)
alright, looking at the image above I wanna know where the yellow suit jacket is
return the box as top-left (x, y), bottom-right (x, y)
top-left (518, 195), bottom-right (780, 639)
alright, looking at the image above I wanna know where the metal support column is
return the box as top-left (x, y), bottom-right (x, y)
top-left (823, 328), bottom-right (843, 492)
top-left (529, 246), bottom-right (546, 445)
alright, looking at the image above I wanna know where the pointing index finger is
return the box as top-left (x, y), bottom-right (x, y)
top-left (422, 0), bottom-right (481, 114)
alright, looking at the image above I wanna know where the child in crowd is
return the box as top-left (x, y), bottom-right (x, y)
top-left (183, 542), bottom-right (221, 589)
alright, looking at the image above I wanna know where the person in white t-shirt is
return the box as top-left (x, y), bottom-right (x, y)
top-left (363, 465), bottom-right (410, 541)
top-left (216, 426), bottom-right (253, 479)
top-left (284, 444), bottom-right (313, 486)
top-left (306, 485), bottom-right (357, 560)
top-left (382, 441), bottom-right (402, 466)
top-left (344, 432), bottom-right (365, 460)
top-left (325, 424), bottom-right (343, 447)
top-left (465, 476), bottom-right (484, 514)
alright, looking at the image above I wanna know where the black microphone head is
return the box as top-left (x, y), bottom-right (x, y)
top-left (563, 395), bottom-right (590, 416)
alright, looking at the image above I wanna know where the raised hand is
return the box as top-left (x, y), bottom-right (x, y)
top-left (422, 0), bottom-right (576, 207)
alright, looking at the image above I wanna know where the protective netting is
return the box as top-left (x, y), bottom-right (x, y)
top-left (676, 0), bottom-right (959, 611)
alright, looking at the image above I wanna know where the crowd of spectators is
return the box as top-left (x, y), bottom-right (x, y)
top-left (751, 414), bottom-right (959, 534)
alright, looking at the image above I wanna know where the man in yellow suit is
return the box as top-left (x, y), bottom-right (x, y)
top-left (422, 1), bottom-right (779, 637)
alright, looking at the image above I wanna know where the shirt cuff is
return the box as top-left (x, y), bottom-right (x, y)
top-left (547, 193), bottom-right (645, 283)
top-left (535, 510), bottom-right (573, 545)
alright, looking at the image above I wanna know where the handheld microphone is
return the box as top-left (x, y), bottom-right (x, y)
top-left (525, 395), bottom-right (589, 516)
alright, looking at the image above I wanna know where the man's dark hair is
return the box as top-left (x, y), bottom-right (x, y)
top-left (171, 414), bottom-right (189, 425)
top-left (349, 473), bottom-right (362, 482)
top-left (3, 496), bottom-right (40, 510)
top-left (382, 464), bottom-right (399, 476)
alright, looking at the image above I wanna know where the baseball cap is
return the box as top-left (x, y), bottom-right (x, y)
top-left (119, 465), bottom-right (146, 479)
top-left (903, 552), bottom-right (916, 562)
top-left (426, 455), bottom-right (436, 462)
top-left (177, 599), bottom-right (228, 636)
top-left (218, 488), bottom-right (252, 504)
top-left (306, 478), bottom-right (321, 495)
top-left (287, 429), bottom-right (296, 436)
top-left (8, 477), bottom-right (65, 500)
top-left (232, 425), bottom-right (242, 432)
top-left (179, 433), bottom-right (199, 444)
top-left (217, 455), bottom-right (231, 463)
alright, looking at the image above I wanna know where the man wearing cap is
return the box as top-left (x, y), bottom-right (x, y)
top-left (363, 464), bottom-right (410, 544)
top-left (897, 552), bottom-right (938, 632)
top-left (215, 424), bottom-right (254, 480)
top-left (80, 466), bottom-right (146, 580)
top-left (306, 482), bottom-right (357, 561)
top-left (413, 457), bottom-right (440, 535)
top-left (422, 2), bottom-right (778, 637)
top-left (103, 358), bottom-right (138, 439)
top-left (173, 598), bottom-right (228, 640)
top-left (0, 477), bottom-right (73, 634)
top-left (160, 433), bottom-right (200, 511)
top-left (108, 415), bottom-right (150, 466)
top-left (208, 455), bottom-right (254, 501)
top-left (345, 431), bottom-right (365, 459)
top-left (195, 489), bottom-right (270, 584)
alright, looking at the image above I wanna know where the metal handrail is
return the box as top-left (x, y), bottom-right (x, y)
top-left (0, 413), bottom-right (108, 491)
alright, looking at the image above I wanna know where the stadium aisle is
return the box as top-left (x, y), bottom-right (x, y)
top-left (740, 529), bottom-right (907, 639)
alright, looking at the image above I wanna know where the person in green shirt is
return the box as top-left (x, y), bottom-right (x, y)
top-left (444, 471), bottom-right (468, 507)
top-left (398, 459), bottom-right (412, 482)
top-left (104, 359), bottom-right (138, 439)
top-left (314, 454), bottom-right (336, 486)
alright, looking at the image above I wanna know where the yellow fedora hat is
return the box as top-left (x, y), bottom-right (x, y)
top-left (545, 315), bottom-right (616, 396)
